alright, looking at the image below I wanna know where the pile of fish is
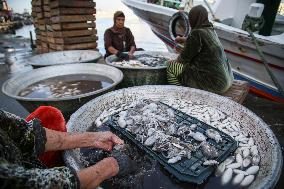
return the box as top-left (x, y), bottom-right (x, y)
top-left (19, 81), bottom-right (82, 98)
top-left (111, 54), bottom-right (168, 68)
top-left (95, 98), bottom-right (260, 187)
top-left (165, 99), bottom-right (260, 187)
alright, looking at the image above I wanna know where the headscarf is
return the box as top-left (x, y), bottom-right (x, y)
top-left (111, 11), bottom-right (126, 34)
top-left (188, 5), bottom-right (210, 29)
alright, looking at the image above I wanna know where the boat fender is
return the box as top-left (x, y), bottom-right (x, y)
top-left (168, 11), bottom-right (190, 41)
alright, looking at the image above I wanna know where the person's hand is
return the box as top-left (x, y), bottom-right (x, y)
top-left (111, 145), bottom-right (137, 177)
top-left (175, 36), bottom-right (185, 43)
top-left (128, 52), bottom-right (134, 59)
top-left (77, 157), bottom-right (119, 189)
top-left (90, 131), bottom-right (124, 151)
top-left (116, 51), bottom-right (129, 60)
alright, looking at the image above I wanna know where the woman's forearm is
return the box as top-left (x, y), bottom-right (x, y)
top-left (44, 128), bottom-right (94, 152)
top-left (108, 46), bottom-right (119, 55)
top-left (129, 46), bottom-right (136, 54)
top-left (77, 157), bottom-right (119, 189)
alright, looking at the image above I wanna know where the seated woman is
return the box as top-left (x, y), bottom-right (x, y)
top-left (104, 11), bottom-right (136, 60)
top-left (0, 107), bottom-right (135, 189)
top-left (167, 5), bottom-right (234, 94)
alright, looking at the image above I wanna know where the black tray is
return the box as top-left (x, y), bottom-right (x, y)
top-left (105, 102), bottom-right (237, 184)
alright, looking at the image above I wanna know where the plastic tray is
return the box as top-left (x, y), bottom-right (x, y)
top-left (105, 102), bottom-right (237, 184)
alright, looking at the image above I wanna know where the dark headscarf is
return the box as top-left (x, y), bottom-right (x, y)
top-left (188, 5), bottom-right (210, 29)
top-left (111, 11), bottom-right (126, 34)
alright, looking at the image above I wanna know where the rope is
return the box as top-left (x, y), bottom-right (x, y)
top-left (248, 29), bottom-right (284, 97)
top-left (242, 15), bottom-right (284, 97)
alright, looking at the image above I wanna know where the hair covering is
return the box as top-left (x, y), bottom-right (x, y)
top-left (111, 11), bottom-right (126, 34)
top-left (113, 11), bottom-right (125, 23)
top-left (188, 5), bottom-right (210, 29)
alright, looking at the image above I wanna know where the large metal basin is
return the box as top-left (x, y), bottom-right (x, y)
top-left (105, 51), bottom-right (177, 88)
top-left (2, 63), bottom-right (123, 118)
top-left (64, 85), bottom-right (282, 189)
top-left (28, 50), bottom-right (102, 68)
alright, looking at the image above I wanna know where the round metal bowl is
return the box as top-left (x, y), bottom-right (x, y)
top-left (64, 85), bottom-right (282, 189)
top-left (28, 50), bottom-right (102, 68)
top-left (105, 51), bottom-right (177, 88)
top-left (2, 63), bottom-right (123, 118)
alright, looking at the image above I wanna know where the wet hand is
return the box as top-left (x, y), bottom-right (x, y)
top-left (91, 131), bottom-right (124, 151)
top-left (175, 36), bottom-right (184, 43)
top-left (116, 51), bottom-right (130, 60)
top-left (128, 52), bottom-right (134, 59)
top-left (111, 145), bottom-right (138, 177)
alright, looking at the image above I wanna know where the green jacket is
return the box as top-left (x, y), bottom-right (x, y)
top-left (0, 110), bottom-right (79, 189)
top-left (178, 23), bottom-right (234, 94)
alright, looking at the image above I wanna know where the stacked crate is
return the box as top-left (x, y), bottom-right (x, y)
top-left (32, 0), bottom-right (49, 53)
top-left (31, 0), bottom-right (97, 53)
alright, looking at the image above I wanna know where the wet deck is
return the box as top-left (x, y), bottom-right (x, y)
top-left (0, 35), bottom-right (283, 188)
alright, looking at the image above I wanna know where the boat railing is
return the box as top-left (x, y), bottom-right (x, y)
top-left (147, 0), bottom-right (182, 9)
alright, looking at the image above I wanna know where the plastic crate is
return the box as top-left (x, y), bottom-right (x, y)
top-left (105, 102), bottom-right (237, 184)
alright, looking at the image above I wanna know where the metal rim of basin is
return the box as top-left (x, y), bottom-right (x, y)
top-left (105, 51), bottom-right (178, 70)
top-left (28, 50), bottom-right (102, 67)
top-left (64, 85), bottom-right (282, 189)
top-left (2, 63), bottom-right (123, 102)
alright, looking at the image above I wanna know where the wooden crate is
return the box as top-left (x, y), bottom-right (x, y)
top-left (33, 0), bottom-right (97, 53)
top-left (43, 0), bottom-right (50, 5)
top-left (49, 42), bottom-right (97, 51)
top-left (51, 22), bottom-right (96, 30)
top-left (50, 7), bottom-right (96, 16)
top-left (51, 15), bottom-right (95, 23)
top-left (36, 12), bottom-right (44, 19)
top-left (43, 5), bottom-right (50, 12)
top-left (38, 24), bottom-right (46, 31)
top-left (50, 0), bottom-right (96, 9)
top-left (37, 18), bottom-right (51, 25)
top-left (47, 35), bottom-right (97, 44)
top-left (44, 11), bottom-right (51, 18)
top-left (41, 42), bottom-right (49, 48)
top-left (32, 0), bottom-right (43, 6)
top-left (47, 29), bottom-right (96, 38)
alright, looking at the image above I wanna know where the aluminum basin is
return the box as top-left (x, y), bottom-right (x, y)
top-left (105, 51), bottom-right (177, 88)
top-left (64, 85), bottom-right (282, 189)
top-left (2, 63), bottom-right (123, 118)
top-left (28, 50), bottom-right (102, 68)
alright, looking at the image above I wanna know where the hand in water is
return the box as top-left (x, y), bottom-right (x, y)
top-left (128, 52), bottom-right (134, 60)
top-left (116, 51), bottom-right (130, 61)
top-left (111, 144), bottom-right (138, 177)
top-left (91, 131), bottom-right (124, 151)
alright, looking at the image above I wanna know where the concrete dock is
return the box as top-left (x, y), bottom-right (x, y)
top-left (0, 34), bottom-right (283, 188)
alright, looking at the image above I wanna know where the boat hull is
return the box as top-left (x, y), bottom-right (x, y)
top-left (123, 0), bottom-right (284, 103)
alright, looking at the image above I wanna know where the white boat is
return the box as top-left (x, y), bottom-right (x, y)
top-left (122, 0), bottom-right (284, 103)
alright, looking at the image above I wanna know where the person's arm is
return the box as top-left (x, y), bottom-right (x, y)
top-left (107, 46), bottom-right (119, 55)
top-left (127, 29), bottom-right (136, 58)
top-left (44, 129), bottom-right (124, 152)
top-left (77, 157), bottom-right (119, 189)
top-left (0, 110), bottom-right (123, 156)
top-left (104, 30), bottom-right (119, 55)
top-left (129, 45), bottom-right (136, 58)
top-left (177, 30), bottom-right (202, 63)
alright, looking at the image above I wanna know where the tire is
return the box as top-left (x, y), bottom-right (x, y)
top-left (168, 11), bottom-right (190, 41)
